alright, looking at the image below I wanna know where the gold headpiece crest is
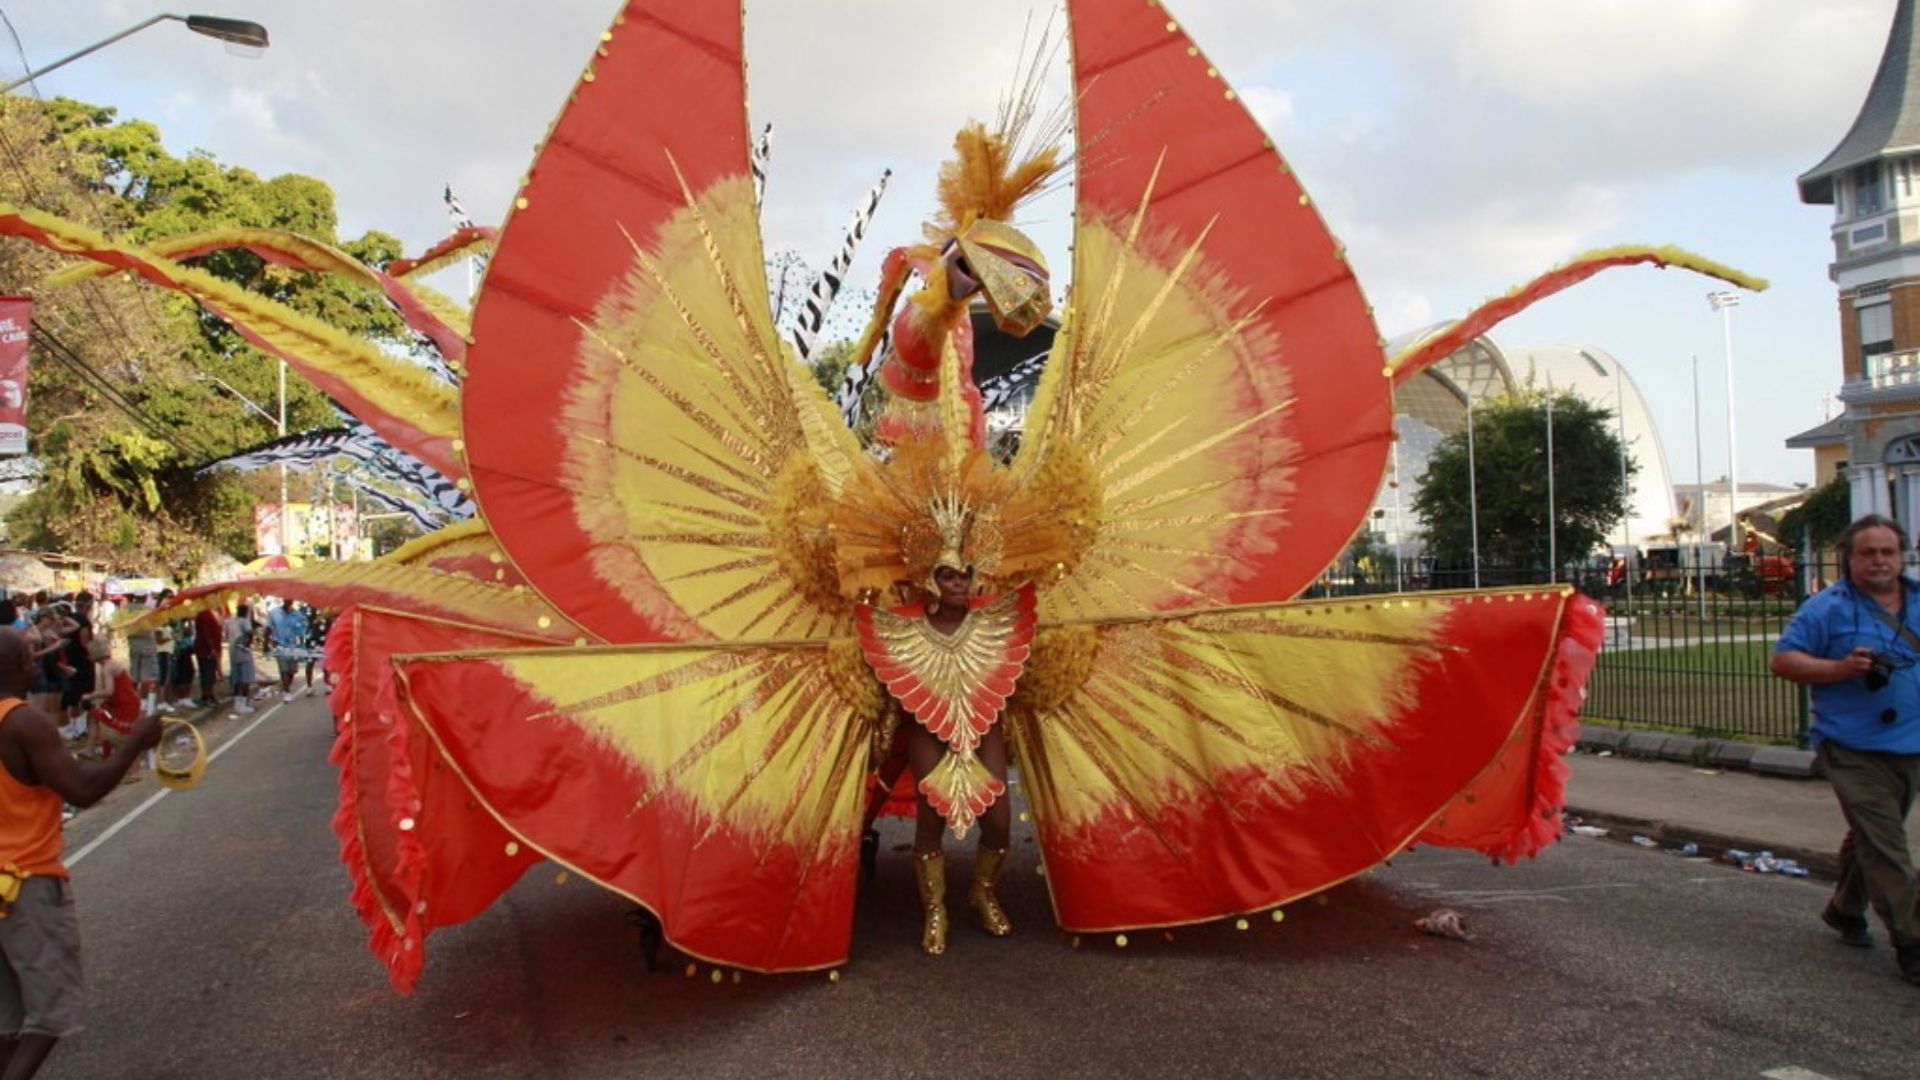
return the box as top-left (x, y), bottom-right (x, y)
top-left (825, 436), bottom-right (1099, 602)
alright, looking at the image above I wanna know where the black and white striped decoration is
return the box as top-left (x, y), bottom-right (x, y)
top-left (194, 427), bottom-right (363, 475)
top-left (751, 124), bottom-right (773, 209)
top-left (791, 169), bottom-right (891, 363)
top-left (832, 337), bottom-right (884, 427)
top-left (979, 351), bottom-right (1049, 413)
top-left (350, 481), bottom-right (447, 533)
top-left (443, 182), bottom-right (490, 294)
top-left (199, 414), bottom-right (475, 526)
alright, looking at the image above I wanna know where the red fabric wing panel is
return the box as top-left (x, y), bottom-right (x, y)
top-left (1067, 0), bottom-right (1391, 602)
top-left (461, 0), bottom-right (749, 644)
top-left (1033, 591), bottom-right (1602, 931)
top-left (326, 607), bottom-right (548, 993)
top-left (391, 650), bottom-right (861, 973)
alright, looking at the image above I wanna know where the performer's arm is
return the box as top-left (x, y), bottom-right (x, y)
top-left (12, 704), bottom-right (158, 808)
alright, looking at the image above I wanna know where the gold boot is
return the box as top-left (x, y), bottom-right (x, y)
top-left (913, 849), bottom-right (948, 955)
top-left (969, 845), bottom-right (1013, 937)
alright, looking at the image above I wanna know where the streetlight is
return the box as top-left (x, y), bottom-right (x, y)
top-left (1466, 395), bottom-right (1482, 589)
top-left (1707, 291), bottom-right (1742, 555)
top-left (3, 14), bottom-right (270, 93)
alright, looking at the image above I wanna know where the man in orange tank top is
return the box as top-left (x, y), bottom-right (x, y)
top-left (0, 627), bottom-right (157, 1079)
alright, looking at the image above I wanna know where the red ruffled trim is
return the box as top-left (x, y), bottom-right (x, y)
top-left (1487, 594), bottom-right (1605, 863)
top-left (324, 608), bottom-right (432, 994)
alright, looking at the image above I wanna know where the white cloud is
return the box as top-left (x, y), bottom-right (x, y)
top-left (1239, 85), bottom-right (1296, 133)
top-left (8, 0), bottom-right (1903, 485)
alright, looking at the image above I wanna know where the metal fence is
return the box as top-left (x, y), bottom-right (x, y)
top-left (1309, 557), bottom-right (1819, 746)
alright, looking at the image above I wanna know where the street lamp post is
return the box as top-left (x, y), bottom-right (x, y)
top-left (1466, 396), bottom-right (1482, 589)
top-left (2, 14), bottom-right (270, 93)
top-left (1708, 291), bottom-right (1742, 555)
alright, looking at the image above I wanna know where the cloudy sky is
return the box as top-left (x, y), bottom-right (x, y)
top-left (5, 0), bottom-right (1900, 489)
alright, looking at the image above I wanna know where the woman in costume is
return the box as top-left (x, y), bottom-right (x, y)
top-left (837, 157), bottom-right (1057, 953)
top-left (894, 563), bottom-right (1016, 953)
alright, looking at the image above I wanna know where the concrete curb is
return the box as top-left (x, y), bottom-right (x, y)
top-left (1578, 723), bottom-right (1815, 779)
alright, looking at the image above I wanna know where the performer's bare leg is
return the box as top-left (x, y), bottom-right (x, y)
top-left (970, 726), bottom-right (1015, 935)
top-left (976, 726), bottom-right (1012, 850)
top-left (1, 1031), bottom-right (59, 1079)
top-left (905, 723), bottom-right (946, 854)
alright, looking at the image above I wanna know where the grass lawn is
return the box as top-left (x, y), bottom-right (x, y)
top-left (1600, 640), bottom-right (1775, 672)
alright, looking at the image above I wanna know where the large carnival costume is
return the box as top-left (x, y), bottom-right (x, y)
top-left (0, 0), bottom-right (1767, 988)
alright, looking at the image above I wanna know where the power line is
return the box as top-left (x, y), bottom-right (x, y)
top-left (30, 324), bottom-right (215, 460)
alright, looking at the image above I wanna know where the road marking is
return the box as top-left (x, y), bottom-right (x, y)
top-left (1761, 1068), bottom-right (1837, 1080)
top-left (66, 702), bottom-right (285, 869)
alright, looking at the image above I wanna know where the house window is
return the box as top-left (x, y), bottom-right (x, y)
top-left (1902, 157), bottom-right (1915, 198)
top-left (1860, 299), bottom-right (1895, 371)
top-left (1858, 163), bottom-right (1885, 215)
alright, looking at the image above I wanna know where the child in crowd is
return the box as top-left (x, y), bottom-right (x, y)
top-left (81, 637), bottom-right (143, 781)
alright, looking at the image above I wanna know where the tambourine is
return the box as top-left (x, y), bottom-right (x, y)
top-left (154, 719), bottom-right (207, 791)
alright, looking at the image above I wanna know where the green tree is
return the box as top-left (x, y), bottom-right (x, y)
top-left (808, 339), bottom-right (858, 395)
top-left (1776, 477), bottom-right (1851, 554)
top-left (0, 95), bottom-right (422, 570)
top-left (1412, 390), bottom-right (1636, 572)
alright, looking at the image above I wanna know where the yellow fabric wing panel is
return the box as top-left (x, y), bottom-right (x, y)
top-left (1019, 210), bottom-right (1295, 623)
top-left (551, 175), bottom-right (859, 643)
top-left (1012, 596), bottom-right (1443, 839)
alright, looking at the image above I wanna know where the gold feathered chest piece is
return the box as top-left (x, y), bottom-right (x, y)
top-left (771, 435), bottom-right (1101, 606)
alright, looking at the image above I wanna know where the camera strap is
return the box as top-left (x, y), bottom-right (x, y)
top-left (1860, 596), bottom-right (1920, 654)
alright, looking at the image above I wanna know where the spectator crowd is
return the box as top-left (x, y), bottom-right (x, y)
top-left (0, 587), bottom-right (332, 761)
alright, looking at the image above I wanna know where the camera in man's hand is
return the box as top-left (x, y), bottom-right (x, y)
top-left (1864, 650), bottom-right (1896, 691)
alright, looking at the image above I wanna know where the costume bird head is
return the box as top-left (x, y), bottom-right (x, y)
top-left (931, 122), bottom-right (1059, 337)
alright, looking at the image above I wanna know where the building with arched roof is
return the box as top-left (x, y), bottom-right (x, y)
top-left (1370, 328), bottom-right (1678, 560)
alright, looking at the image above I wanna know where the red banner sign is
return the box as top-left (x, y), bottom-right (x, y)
top-left (0, 297), bottom-right (28, 456)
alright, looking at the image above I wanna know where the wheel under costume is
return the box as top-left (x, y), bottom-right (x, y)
top-left (0, 0), bottom-right (1769, 989)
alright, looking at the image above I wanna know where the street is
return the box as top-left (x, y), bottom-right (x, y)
top-left (41, 694), bottom-right (1920, 1080)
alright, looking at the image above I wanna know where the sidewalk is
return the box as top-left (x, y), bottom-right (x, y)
top-left (1563, 751), bottom-right (1918, 877)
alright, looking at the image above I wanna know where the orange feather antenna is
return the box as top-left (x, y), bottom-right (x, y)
top-left (390, 225), bottom-right (499, 278)
top-left (48, 225), bottom-right (470, 363)
top-left (1388, 244), bottom-right (1768, 384)
top-left (0, 205), bottom-right (464, 479)
top-left (933, 122), bottom-right (1062, 233)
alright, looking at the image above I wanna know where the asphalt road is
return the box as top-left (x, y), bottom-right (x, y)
top-left (36, 694), bottom-right (1920, 1080)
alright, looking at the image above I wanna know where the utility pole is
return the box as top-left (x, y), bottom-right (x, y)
top-left (1709, 291), bottom-right (1743, 552)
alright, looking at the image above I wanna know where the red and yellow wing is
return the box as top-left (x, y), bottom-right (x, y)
top-left (391, 636), bottom-right (874, 972)
top-left (461, 0), bottom-right (858, 647)
top-left (326, 607), bottom-right (551, 993)
top-left (379, 519), bottom-right (530, 589)
top-left (123, 560), bottom-right (576, 643)
top-left (1014, 0), bottom-right (1390, 622)
top-left (1008, 588), bottom-right (1602, 932)
top-left (0, 207), bottom-right (463, 481)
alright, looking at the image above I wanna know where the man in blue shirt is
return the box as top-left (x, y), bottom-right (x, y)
top-left (267, 602), bottom-right (310, 699)
top-left (1773, 513), bottom-right (1920, 987)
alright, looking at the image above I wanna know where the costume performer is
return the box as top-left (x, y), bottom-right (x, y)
top-left (0, 0), bottom-right (1770, 987)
